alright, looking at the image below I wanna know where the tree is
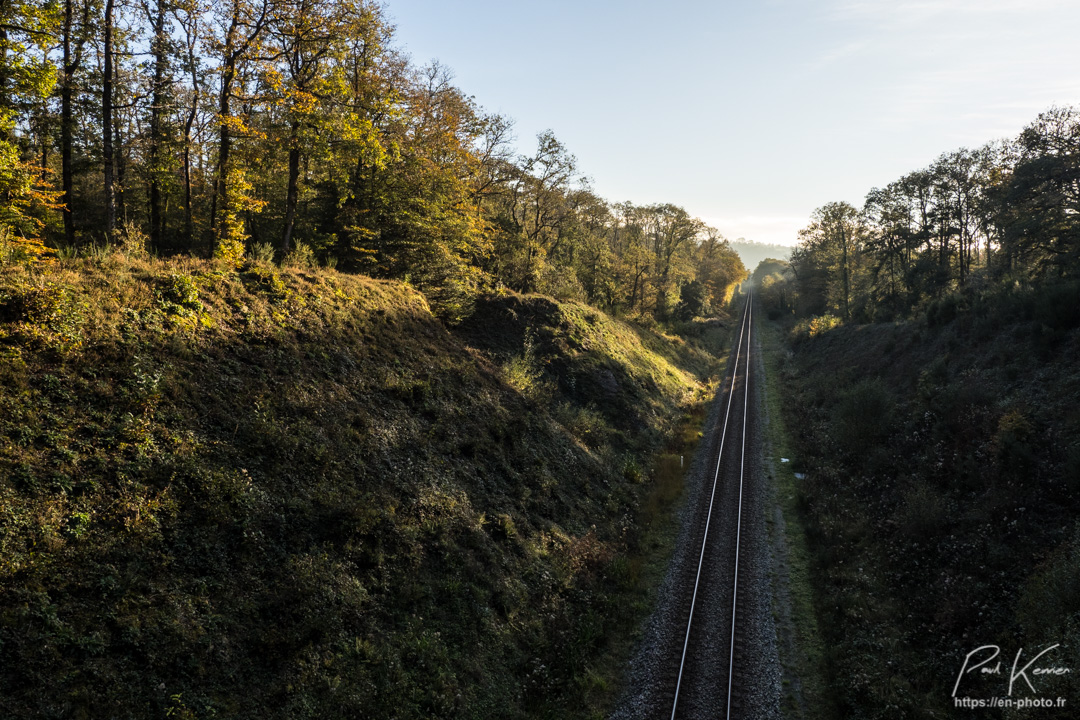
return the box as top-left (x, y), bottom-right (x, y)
top-left (796, 201), bottom-right (865, 320)
top-left (266, 0), bottom-right (370, 254)
top-left (59, 0), bottom-right (93, 245)
top-left (693, 226), bottom-right (745, 312)
top-left (0, 0), bottom-right (60, 256)
top-left (101, 0), bottom-right (115, 233)
top-left (992, 107), bottom-right (1080, 278)
top-left (209, 0), bottom-right (273, 257)
top-left (673, 279), bottom-right (704, 320)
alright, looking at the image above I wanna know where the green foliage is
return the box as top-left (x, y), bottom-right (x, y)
top-left (673, 280), bottom-right (704, 321)
top-left (926, 293), bottom-right (962, 326)
top-left (246, 241), bottom-right (276, 266)
top-left (780, 107), bottom-right (1080, 329)
top-left (0, 280), bottom-right (85, 352)
top-left (835, 378), bottom-right (893, 447)
top-left (114, 222), bottom-right (150, 258)
top-left (502, 330), bottom-right (549, 402)
top-left (993, 409), bottom-right (1035, 477)
top-left (245, 265), bottom-right (290, 301)
top-left (157, 273), bottom-right (203, 316)
top-left (215, 169), bottom-right (264, 267)
top-left (283, 242), bottom-right (316, 269)
top-left (1016, 527), bottom-right (1080, 638)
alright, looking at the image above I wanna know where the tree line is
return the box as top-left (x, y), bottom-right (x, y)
top-left (0, 0), bottom-right (745, 319)
top-left (760, 106), bottom-right (1080, 323)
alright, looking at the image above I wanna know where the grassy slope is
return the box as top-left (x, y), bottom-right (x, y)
top-left (779, 297), bottom-right (1080, 718)
top-left (0, 253), bottom-right (727, 719)
top-left (757, 318), bottom-right (826, 720)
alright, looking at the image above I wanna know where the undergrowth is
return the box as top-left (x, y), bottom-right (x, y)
top-left (0, 251), bottom-right (728, 718)
top-left (779, 308), bottom-right (1080, 718)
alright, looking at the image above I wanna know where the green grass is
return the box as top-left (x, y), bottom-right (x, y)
top-left (758, 317), bottom-right (829, 720)
top-left (0, 251), bottom-right (732, 719)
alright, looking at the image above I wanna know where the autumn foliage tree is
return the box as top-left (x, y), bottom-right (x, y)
top-left (0, 0), bottom-right (748, 319)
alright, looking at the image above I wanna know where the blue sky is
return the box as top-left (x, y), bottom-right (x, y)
top-left (388, 0), bottom-right (1080, 245)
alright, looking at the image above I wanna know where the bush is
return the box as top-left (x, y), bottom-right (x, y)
top-left (0, 282), bottom-right (86, 352)
top-left (673, 280), bottom-right (705, 321)
top-left (1033, 281), bottom-right (1080, 331)
top-left (502, 330), bottom-right (550, 402)
top-left (994, 409), bottom-right (1036, 479)
top-left (896, 482), bottom-right (950, 539)
top-left (283, 242), bottom-right (316, 269)
top-left (114, 222), bottom-right (149, 258)
top-left (536, 263), bottom-right (585, 302)
top-left (926, 294), bottom-right (961, 327)
top-left (246, 241), bottom-right (276, 266)
top-left (835, 377), bottom-right (893, 447)
top-left (157, 274), bottom-right (203, 316)
top-left (791, 314), bottom-right (842, 342)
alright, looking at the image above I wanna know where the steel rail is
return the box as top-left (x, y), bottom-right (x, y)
top-left (726, 290), bottom-right (752, 720)
top-left (670, 287), bottom-right (753, 720)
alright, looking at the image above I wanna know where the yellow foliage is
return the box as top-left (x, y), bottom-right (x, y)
top-left (214, 168), bottom-right (266, 268)
top-left (792, 313), bottom-right (843, 340)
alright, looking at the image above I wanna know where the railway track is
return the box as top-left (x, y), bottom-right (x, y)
top-left (611, 285), bottom-right (779, 720)
top-left (668, 286), bottom-right (757, 720)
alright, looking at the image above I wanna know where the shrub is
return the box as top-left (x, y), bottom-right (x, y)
top-left (0, 282), bottom-right (86, 352)
top-left (283, 242), bottom-right (316, 269)
top-left (246, 241), bottom-right (276, 266)
top-left (1033, 281), bottom-right (1080, 331)
top-left (994, 409), bottom-right (1036, 479)
top-left (245, 265), bottom-right (289, 300)
top-left (1016, 527), bottom-right (1080, 640)
top-left (114, 222), bottom-right (149, 258)
top-left (157, 274), bottom-right (203, 316)
top-left (536, 263), bottom-right (585, 302)
top-left (926, 294), bottom-right (961, 327)
top-left (555, 402), bottom-right (607, 448)
top-left (502, 330), bottom-right (550, 402)
top-left (674, 280), bottom-right (705, 321)
top-left (791, 314), bottom-right (842, 341)
top-left (835, 377), bottom-right (893, 447)
top-left (896, 482), bottom-right (950, 539)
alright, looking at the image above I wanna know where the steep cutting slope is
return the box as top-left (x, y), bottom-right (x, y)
top-left (778, 294), bottom-right (1080, 718)
top-left (0, 254), bottom-right (726, 718)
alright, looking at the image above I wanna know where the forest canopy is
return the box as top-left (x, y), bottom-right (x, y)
top-left (768, 106), bottom-right (1080, 324)
top-left (0, 0), bottom-right (745, 320)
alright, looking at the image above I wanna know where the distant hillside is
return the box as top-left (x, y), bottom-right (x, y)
top-left (729, 239), bottom-right (792, 271)
top-left (0, 252), bottom-right (733, 718)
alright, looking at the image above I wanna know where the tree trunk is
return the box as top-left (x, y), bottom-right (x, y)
top-left (0, 0), bottom-right (8, 145)
top-left (280, 119), bottom-right (301, 254)
top-left (61, 0), bottom-right (76, 246)
top-left (210, 74), bottom-right (230, 234)
top-left (182, 27), bottom-right (199, 248)
top-left (115, 120), bottom-right (126, 224)
top-left (840, 224), bottom-right (850, 320)
top-left (102, 0), bottom-right (115, 235)
top-left (148, 0), bottom-right (167, 249)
